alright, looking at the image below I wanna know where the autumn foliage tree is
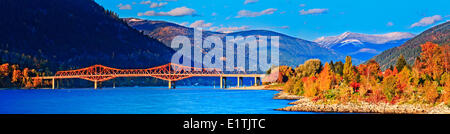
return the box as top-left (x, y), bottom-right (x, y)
top-left (0, 61), bottom-right (42, 88)
top-left (318, 63), bottom-right (335, 92)
top-left (416, 42), bottom-right (448, 80)
top-left (343, 56), bottom-right (356, 84)
top-left (276, 66), bottom-right (294, 83)
top-left (294, 59), bottom-right (322, 78)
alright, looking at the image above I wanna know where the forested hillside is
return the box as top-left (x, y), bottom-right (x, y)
top-left (372, 21), bottom-right (449, 70)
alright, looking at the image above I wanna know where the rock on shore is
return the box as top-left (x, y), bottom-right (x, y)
top-left (273, 92), bottom-right (305, 100)
top-left (275, 93), bottom-right (450, 114)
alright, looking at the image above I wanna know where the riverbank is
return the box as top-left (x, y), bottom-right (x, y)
top-left (274, 92), bottom-right (450, 114)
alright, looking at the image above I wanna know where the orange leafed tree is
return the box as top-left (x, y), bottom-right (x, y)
top-left (417, 42), bottom-right (447, 80)
top-left (277, 66), bottom-right (294, 83)
top-left (11, 69), bottom-right (21, 84)
top-left (318, 62), bottom-right (335, 91)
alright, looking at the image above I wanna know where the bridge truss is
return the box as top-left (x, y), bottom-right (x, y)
top-left (34, 63), bottom-right (263, 89)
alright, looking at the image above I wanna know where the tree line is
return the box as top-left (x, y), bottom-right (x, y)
top-left (0, 62), bottom-right (46, 88)
top-left (278, 42), bottom-right (449, 105)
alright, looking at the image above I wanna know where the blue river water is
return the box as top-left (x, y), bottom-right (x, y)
top-left (0, 87), bottom-right (315, 114)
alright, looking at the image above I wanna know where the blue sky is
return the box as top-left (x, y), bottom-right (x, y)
top-left (95, 0), bottom-right (449, 41)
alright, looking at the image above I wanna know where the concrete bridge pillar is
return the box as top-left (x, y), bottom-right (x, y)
top-left (237, 77), bottom-right (243, 87)
top-left (113, 79), bottom-right (116, 88)
top-left (57, 79), bottom-right (60, 89)
top-left (94, 80), bottom-right (98, 89)
top-left (168, 80), bottom-right (176, 89)
top-left (220, 77), bottom-right (228, 89)
top-left (52, 78), bottom-right (55, 89)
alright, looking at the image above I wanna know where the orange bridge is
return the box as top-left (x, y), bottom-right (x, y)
top-left (33, 63), bottom-right (264, 89)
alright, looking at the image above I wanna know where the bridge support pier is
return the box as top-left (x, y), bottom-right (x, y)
top-left (254, 77), bottom-right (261, 86)
top-left (52, 78), bottom-right (55, 89)
top-left (220, 77), bottom-right (227, 89)
top-left (168, 80), bottom-right (176, 89)
top-left (237, 77), bottom-right (243, 87)
top-left (94, 80), bottom-right (98, 89)
top-left (57, 79), bottom-right (60, 89)
top-left (113, 79), bottom-right (116, 88)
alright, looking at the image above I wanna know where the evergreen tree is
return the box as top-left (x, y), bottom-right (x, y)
top-left (396, 54), bottom-right (408, 71)
top-left (389, 65), bottom-right (394, 71)
top-left (333, 61), bottom-right (344, 76)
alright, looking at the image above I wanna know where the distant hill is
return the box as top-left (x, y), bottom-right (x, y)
top-left (0, 0), bottom-right (174, 72)
top-left (371, 21), bottom-right (450, 70)
top-left (315, 32), bottom-right (414, 64)
top-left (124, 18), bottom-right (343, 68)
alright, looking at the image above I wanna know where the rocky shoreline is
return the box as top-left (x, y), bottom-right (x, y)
top-left (273, 92), bottom-right (304, 100)
top-left (274, 92), bottom-right (450, 114)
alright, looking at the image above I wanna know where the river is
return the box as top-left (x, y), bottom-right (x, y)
top-left (0, 87), bottom-right (315, 114)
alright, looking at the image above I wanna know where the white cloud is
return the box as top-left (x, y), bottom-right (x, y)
top-left (299, 8), bottom-right (328, 15)
top-left (140, 0), bottom-right (151, 4)
top-left (386, 22), bottom-right (394, 27)
top-left (150, 2), bottom-right (168, 8)
top-left (244, 0), bottom-right (259, 5)
top-left (138, 11), bottom-right (156, 16)
top-left (138, 7), bottom-right (196, 17)
top-left (299, 4), bottom-right (306, 7)
top-left (117, 4), bottom-right (132, 10)
top-left (410, 15), bottom-right (443, 28)
top-left (236, 8), bottom-right (277, 18)
top-left (211, 12), bottom-right (217, 16)
top-left (189, 20), bottom-right (213, 28)
top-left (216, 26), bottom-right (250, 33)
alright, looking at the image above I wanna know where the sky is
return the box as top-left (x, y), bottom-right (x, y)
top-left (95, 0), bottom-right (449, 41)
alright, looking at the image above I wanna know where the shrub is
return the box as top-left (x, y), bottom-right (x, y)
top-left (324, 89), bottom-right (338, 100)
top-left (337, 84), bottom-right (353, 102)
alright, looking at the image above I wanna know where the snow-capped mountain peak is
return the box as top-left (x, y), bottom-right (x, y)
top-left (314, 32), bottom-right (415, 64)
top-left (315, 32), bottom-right (415, 48)
top-left (128, 18), bottom-right (144, 22)
top-left (339, 39), bottom-right (363, 47)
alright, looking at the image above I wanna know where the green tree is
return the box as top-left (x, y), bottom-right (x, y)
top-left (333, 61), bottom-right (344, 76)
top-left (396, 54), bottom-right (408, 71)
top-left (266, 67), bottom-right (272, 75)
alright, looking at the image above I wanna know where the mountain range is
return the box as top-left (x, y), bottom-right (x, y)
top-left (371, 21), bottom-right (449, 70)
top-left (314, 32), bottom-right (415, 64)
top-left (124, 18), bottom-right (344, 69)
